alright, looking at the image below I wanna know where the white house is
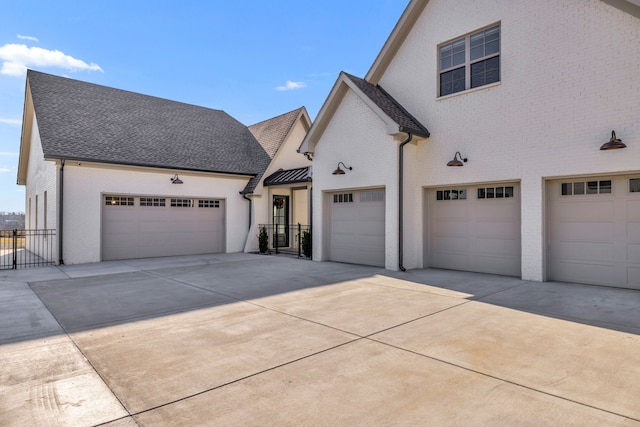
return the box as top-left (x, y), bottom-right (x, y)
top-left (299, 0), bottom-right (640, 289)
top-left (243, 107), bottom-right (312, 254)
top-left (17, 70), bottom-right (309, 264)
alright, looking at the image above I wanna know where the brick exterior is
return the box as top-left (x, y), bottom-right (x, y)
top-left (311, 0), bottom-right (640, 280)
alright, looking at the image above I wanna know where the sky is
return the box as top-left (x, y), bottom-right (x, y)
top-left (0, 0), bottom-right (409, 213)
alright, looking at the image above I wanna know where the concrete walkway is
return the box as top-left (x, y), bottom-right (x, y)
top-left (1, 253), bottom-right (639, 426)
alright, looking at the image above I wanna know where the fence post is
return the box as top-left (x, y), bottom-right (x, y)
top-left (12, 229), bottom-right (17, 270)
top-left (297, 223), bottom-right (301, 258)
top-left (274, 224), bottom-right (278, 254)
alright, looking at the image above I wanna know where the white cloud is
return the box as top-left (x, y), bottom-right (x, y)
top-left (275, 80), bottom-right (306, 91)
top-left (0, 167), bottom-right (11, 173)
top-left (0, 43), bottom-right (103, 77)
top-left (0, 152), bottom-right (19, 156)
top-left (0, 118), bottom-right (21, 126)
top-left (17, 34), bottom-right (39, 42)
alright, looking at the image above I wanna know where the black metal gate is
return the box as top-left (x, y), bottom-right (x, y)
top-left (0, 229), bottom-right (57, 270)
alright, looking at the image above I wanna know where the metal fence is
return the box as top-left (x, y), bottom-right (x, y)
top-left (0, 229), bottom-right (57, 270)
top-left (258, 224), bottom-right (311, 258)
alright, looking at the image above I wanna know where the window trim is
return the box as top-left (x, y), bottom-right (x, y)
top-left (438, 23), bottom-right (501, 98)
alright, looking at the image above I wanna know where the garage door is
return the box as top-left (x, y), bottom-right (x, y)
top-left (427, 183), bottom-right (521, 276)
top-left (102, 195), bottom-right (225, 261)
top-left (328, 189), bottom-right (385, 267)
top-left (548, 176), bottom-right (640, 289)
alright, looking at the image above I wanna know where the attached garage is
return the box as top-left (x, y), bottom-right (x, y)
top-left (547, 176), bottom-right (640, 289)
top-left (427, 183), bottom-right (521, 276)
top-left (327, 189), bottom-right (385, 267)
top-left (102, 195), bottom-right (225, 261)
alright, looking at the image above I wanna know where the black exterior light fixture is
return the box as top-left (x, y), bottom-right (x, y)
top-left (332, 162), bottom-right (353, 175)
top-left (170, 174), bottom-right (183, 184)
top-left (447, 152), bottom-right (468, 167)
top-left (600, 130), bottom-right (626, 150)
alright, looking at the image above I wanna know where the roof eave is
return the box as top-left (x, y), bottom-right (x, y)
top-left (366, 0), bottom-right (431, 84)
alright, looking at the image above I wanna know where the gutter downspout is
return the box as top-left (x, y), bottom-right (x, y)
top-left (242, 193), bottom-right (252, 231)
top-left (398, 133), bottom-right (413, 272)
top-left (58, 159), bottom-right (65, 265)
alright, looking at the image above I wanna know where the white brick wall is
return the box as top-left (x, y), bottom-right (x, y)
top-left (313, 0), bottom-right (640, 280)
top-left (312, 90), bottom-right (401, 269)
top-left (25, 116), bottom-right (58, 261)
top-left (60, 163), bottom-right (251, 264)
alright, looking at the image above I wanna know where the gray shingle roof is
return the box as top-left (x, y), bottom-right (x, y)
top-left (343, 72), bottom-right (429, 137)
top-left (27, 70), bottom-right (271, 176)
top-left (248, 107), bottom-right (304, 159)
top-left (263, 166), bottom-right (311, 186)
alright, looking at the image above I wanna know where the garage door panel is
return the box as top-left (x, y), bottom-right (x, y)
top-left (433, 236), bottom-right (468, 253)
top-left (475, 221), bottom-right (519, 239)
top-left (551, 261), bottom-right (615, 285)
top-left (428, 183), bottom-right (521, 277)
top-left (472, 238), bottom-right (520, 256)
top-left (434, 207), bottom-right (468, 220)
top-left (628, 243), bottom-right (640, 261)
top-left (470, 255), bottom-right (520, 276)
top-left (629, 267), bottom-right (640, 285)
top-left (552, 241), bottom-right (613, 262)
top-left (432, 253), bottom-right (468, 270)
top-left (434, 221), bottom-right (469, 237)
top-left (628, 223), bottom-right (640, 240)
top-left (554, 221), bottom-right (614, 242)
top-left (626, 200), bottom-right (640, 220)
top-left (555, 201), bottom-right (614, 220)
top-left (475, 203), bottom-right (518, 220)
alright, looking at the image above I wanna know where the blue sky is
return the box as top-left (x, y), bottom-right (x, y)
top-left (0, 0), bottom-right (408, 213)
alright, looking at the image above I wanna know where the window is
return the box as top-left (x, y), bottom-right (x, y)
top-left (140, 197), bottom-right (166, 207)
top-left (561, 180), bottom-right (612, 196)
top-left (105, 196), bottom-right (134, 206)
top-left (333, 193), bottom-right (353, 203)
top-left (631, 179), bottom-right (640, 193)
top-left (439, 24), bottom-right (500, 97)
top-left (360, 191), bottom-right (384, 202)
top-left (478, 186), bottom-right (514, 199)
top-left (199, 199), bottom-right (220, 208)
top-left (436, 189), bottom-right (467, 201)
top-left (171, 198), bottom-right (193, 207)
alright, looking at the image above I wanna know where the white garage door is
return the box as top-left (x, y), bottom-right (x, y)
top-left (328, 189), bottom-right (385, 267)
top-left (548, 176), bottom-right (640, 289)
top-left (427, 183), bottom-right (521, 276)
top-left (102, 195), bottom-right (225, 261)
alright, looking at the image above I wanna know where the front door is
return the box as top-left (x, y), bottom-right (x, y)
top-left (273, 195), bottom-right (289, 248)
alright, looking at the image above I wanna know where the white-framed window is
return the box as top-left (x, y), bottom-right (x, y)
top-left (360, 191), bottom-right (384, 202)
top-left (105, 196), bottom-right (135, 206)
top-left (171, 198), bottom-right (193, 207)
top-left (478, 186), bottom-right (514, 199)
top-left (439, 24), bottom-right (500, 97)
top-left (436, 189), bottom-right (467, 201)
top-left (333, 193), bottom-right (353, 203)
top-left (198, 199), bottom-right (220, 208)
top-left (140, 197), bottom-right (166, 207)
top-left (561, 180), bottom-right (612, 196)
top-left (630, 178), bottom-right (640, 193)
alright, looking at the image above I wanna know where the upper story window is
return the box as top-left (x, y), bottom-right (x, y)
top-left (439, 24), bottom-right (500, 97)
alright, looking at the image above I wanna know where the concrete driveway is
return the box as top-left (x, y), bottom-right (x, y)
top-left (1, 253), bottom-right (639, 426)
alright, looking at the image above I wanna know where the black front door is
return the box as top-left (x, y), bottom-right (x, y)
top-left (273, 196), bottom-right (289, 248)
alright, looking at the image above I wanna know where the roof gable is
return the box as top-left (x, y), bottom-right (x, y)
top-left (299, 72), bottom-right (428, 155)
top-left (248, 107), bottom-right (310, 159)
top-left (366, 0), bottom-right (639, 83)
top-left (24, 70), bottom-right (270, 176)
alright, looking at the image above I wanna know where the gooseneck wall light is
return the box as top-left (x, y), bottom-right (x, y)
top-left (600, 130), bottom-right (626, 150)
top-left (332, 162), bottom-right (353, 175)
top-left (446, 152), bottom-right (468, 167)
top-left (170, 174), bottom-right (184, 184)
